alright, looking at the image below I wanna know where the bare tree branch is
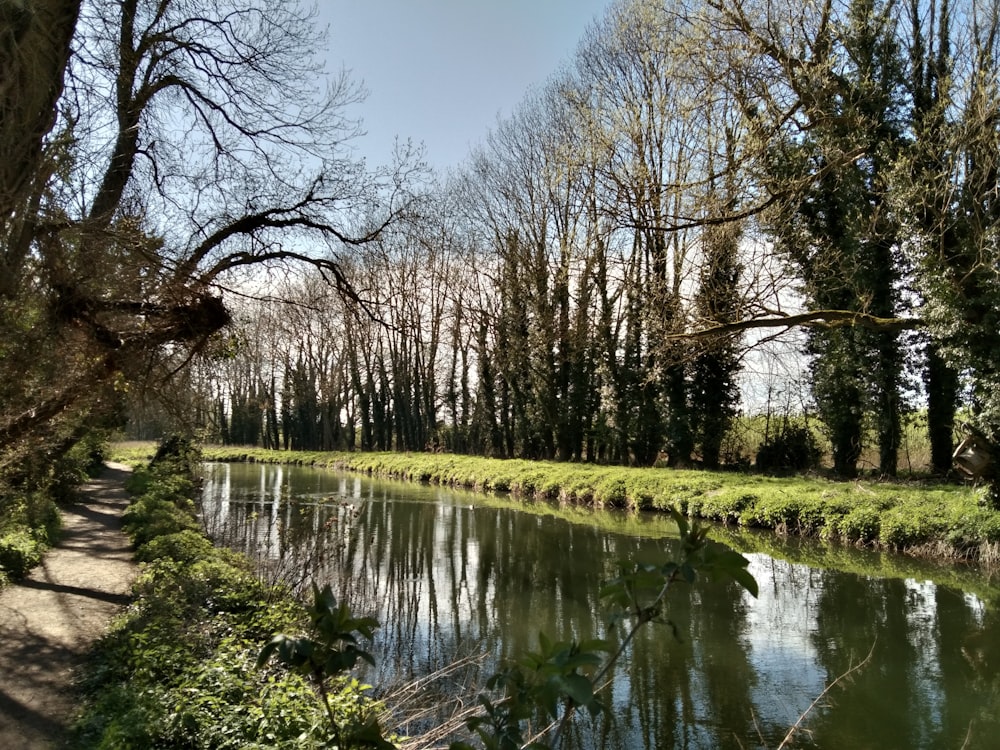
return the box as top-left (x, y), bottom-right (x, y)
top-left (673, 309), bottom-right (924, 340)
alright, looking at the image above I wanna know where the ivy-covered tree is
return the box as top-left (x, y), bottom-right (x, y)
top-left (896, 0), bottom-right (1000, 501)
top-left (902, 0), bottom-right (962, 474)
top-left (689, 218), bottom-right (744, 469)
top-left (753, 0), bottom-right (907, 476)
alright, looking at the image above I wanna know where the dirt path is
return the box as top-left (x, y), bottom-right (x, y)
top-left (0, 463), bottom-right (137, 749)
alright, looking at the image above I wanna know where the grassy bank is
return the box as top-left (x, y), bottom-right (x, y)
top-left (76, 445), bottom-right (392, 749)
top-left (112, 443), bottom-right (999, 566)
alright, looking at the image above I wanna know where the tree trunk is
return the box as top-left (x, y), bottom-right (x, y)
top-left (926, 343), bottom-right (959, 475)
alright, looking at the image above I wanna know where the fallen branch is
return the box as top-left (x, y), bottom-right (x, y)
top-left (671, 310), bottom-right (923, 340)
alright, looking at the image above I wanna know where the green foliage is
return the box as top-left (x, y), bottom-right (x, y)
top-left (76, 459), bottom-right (389, 749)
top-left (258, 583), bottom-right (393, 749)
top-left (122, 493), bottom-right (200, 548)
top-left (0, 527), bottom-right (44, 579)
top-left (121, 460), bottom-right (201, 548)
top-left (0, 430), bottom-right (108, 584)
top-left (0, 486), bottom-right (61, 582)
top-left (452, 508), bottom-right (756, 749)
top-left (135, 529), bottom-right (216, 565)
top-left (755, 424), bottom-right (823, 474)
top-left (47, 430), bottom-right (113, 502)
top-left (258, 583), bottom-right (378, 679)
top-left (151, 434), bottom-right (202, 477)
top-left (458, 634), bottom-right (612, 750)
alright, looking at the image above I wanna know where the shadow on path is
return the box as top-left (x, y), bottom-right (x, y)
top-left (0, 464), bottom-right (136, 749)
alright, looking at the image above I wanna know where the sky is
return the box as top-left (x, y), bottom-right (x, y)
top-left (318, 0), bottom-right (614, 174)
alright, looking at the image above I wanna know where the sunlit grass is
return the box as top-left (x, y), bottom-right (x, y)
top-left (109, 443), bottom-right (998, 566)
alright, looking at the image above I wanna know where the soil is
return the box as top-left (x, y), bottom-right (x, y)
top-left (0, 463), bottom-right (137, 749)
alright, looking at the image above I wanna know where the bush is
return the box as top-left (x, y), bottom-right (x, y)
top-left (755, 425), bottom-right (823, 474)
top-left (45, 431), bottom-right (113, 503)
top-left (123, 497), bottom-right (199, 547)
top-left (0, 528), bottom-right (44, 579)
top-left (594, 476), bottom-right (629, 507)
top-left (835, 505), bottom-right (883, 544)
top-left (0, 484), bottom-right (61, 582)
top-left (151, 434), bottom-right (201, 476)
top-left (121, 466), bottom-right (200, 548)
top-left (135, 530), bottom-right (215, 565)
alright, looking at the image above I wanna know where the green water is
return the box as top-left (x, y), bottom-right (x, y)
top-left (200, 462), bottom-right (1000, 749)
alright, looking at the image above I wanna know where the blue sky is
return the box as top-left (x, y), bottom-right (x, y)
top-left (318, 1), bottom-right (613, 173)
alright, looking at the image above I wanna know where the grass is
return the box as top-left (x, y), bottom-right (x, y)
top-left (112, 442), bottom-right (997, 567)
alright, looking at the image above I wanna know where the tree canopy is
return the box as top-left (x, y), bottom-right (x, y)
top-left (5, 0), bottom-right (1000, 502)
top-left (0, 0), bottom-right (416, 485)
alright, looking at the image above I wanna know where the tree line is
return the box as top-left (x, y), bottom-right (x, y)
top-left (0, 1), bottom-right (414, 499)
top-left (4, 0), bottom-right (1000, 506)
top-left (178, 0), bottom-right (998, 489)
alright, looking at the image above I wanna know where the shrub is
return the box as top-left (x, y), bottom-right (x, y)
top-left (594, 476), bottom-right (628, 507)
top-left (123, 497), bottom-right (199, 547)
top-left (151, 434), bottom-right (201, 477)
top-left (0, 528), bottom-right (43, 579)
top-left (755, 425), bottom-right (823, 474)
top-left (135, 530), bottom-right (216, 565)
top-left (880, 513), bottom-right (932, 549)
top-left (835, 505), bottom-right (883, 544)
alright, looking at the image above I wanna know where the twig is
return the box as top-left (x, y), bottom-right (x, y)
top-left (776, 638), bottom-right (877, 749)
top-left (383, 652), bottom-right (490, 750)
top-left (548, 571), bottom-right (679, 749)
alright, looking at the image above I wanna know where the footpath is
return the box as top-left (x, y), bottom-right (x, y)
top-left (0, 463), bottom-right (137, 749)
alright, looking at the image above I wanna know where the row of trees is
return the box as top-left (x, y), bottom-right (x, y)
top-left (176, 0), bottom-right (999, 487)
top-left (4, 0), bottom-right (1000, 501)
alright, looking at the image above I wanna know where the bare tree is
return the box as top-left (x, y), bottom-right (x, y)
top-left (0, 0), bottom-right (417, 464)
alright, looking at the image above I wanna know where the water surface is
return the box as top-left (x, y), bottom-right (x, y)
top-left (200, 462), bottom-right (1000, 749)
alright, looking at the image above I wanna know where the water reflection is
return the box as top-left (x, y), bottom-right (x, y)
top-left (200, 462), bottom-right (1000, 749)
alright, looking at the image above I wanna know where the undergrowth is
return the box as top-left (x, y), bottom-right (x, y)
top-left (0, 432), bottom-right (108, 585)
top-left (75, 441), bottom-right (391, 749)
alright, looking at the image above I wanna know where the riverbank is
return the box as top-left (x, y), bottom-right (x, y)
top-left (74, 450), bottom-right (395, 748)
top-left (113, 443), bottom-right (1000, 566)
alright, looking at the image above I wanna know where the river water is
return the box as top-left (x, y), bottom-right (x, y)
top-left (199, 461), bottom-right (1000, 749)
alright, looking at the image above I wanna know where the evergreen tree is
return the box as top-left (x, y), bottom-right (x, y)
top-left (762, 0), bottom-right (907, 476)
top-left (902, 0), bottom-right (961, 474)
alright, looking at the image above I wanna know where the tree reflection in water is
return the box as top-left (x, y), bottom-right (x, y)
top-left (200, 462), bottom-right (1000, 750)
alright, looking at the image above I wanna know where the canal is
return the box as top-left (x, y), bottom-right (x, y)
top-left (200, 461), bottom-right (1000, 749)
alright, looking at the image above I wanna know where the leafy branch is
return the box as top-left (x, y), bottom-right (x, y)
top-left (258, 582), bottom-right (394, 749)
